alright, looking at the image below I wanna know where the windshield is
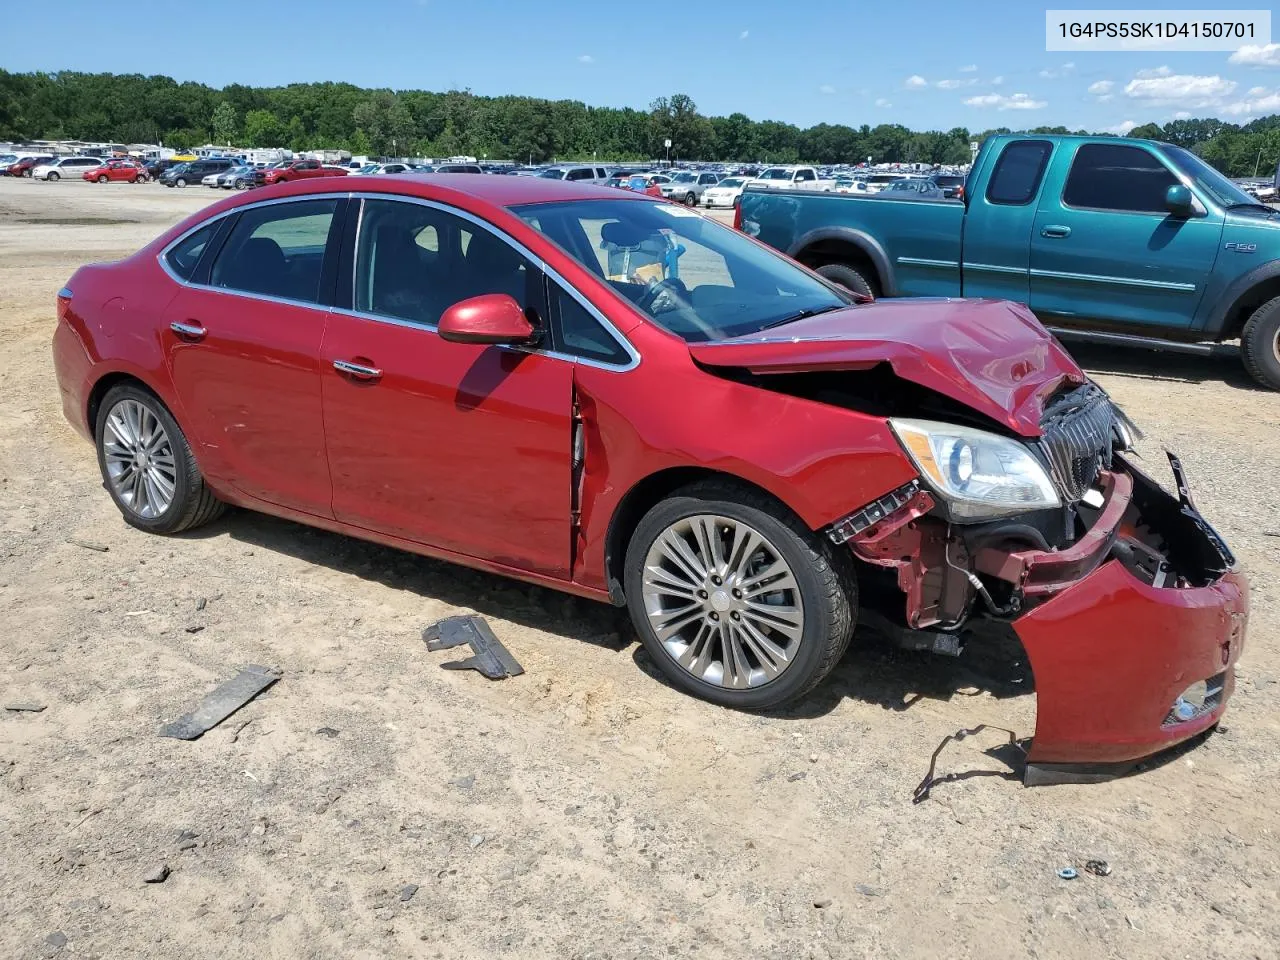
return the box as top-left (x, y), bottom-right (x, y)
top-left (1164, 146), bottom-right (1255, 208)
top-left (671, 172), bottom-right (696, 183)
top-left (511, 198), bottom-right (849, 342)
top-left (933, 175), bottom-right (963, 186)
top-left (715, 178), bottom-right (746, 188)
top-left (759, 168), bottom-right (791, 180)
top-left (168, 163), bottom-right (189, 174)
top-left (538, 168), bottom-right (565, 179)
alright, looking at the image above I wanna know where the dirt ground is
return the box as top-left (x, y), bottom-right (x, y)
top-left (1, 177), bottom-right (1278, 960)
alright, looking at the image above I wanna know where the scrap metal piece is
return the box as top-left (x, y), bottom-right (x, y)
top-left (1085, 859), bottom-right (1112, 877)
top-left (1057, 867), bottom-right (1078, 881)
top-left (423, 615), bottom-right (524, 680)
top-left (159, 665), bottom-right (281, 741)
top-left (912, 724), bottom-right (1023, 804)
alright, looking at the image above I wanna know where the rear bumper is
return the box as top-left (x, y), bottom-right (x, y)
top-left (52, 317), bottom-right (94, 442)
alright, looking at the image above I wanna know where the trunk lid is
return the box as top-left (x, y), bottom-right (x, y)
top-left (687, 298), bottom-right (1084, 435)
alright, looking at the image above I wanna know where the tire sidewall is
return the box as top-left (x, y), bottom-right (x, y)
top-left (94, 385), bottom-right (196, 534)
top-left (1243, 298), bottom-right (1280, 391)
top-left (814, 262), bottom-right (873, 298)
top-left (623, 494), bottom-right (842, 710)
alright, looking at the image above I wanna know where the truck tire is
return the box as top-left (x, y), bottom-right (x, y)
top-left (815, 263), bottom-right (874, 298)
top-left (1241, 295), bottom-right (1280, 391)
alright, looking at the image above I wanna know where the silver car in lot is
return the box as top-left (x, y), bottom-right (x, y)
top-left (32, 156), bottom-right (103, 181)
top-left (660, 171), bottom-right (722, 205)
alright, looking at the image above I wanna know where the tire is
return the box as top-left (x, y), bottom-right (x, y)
top-left (623, 481), bottom-right (856, 710)
top-left (47, 171), bottom-right (59, 181)
top-left (97, 174), bottom-right (108, 183)
top-left (815, 262), bottom-right (874, 298)
top-left (22, 168), bottom-right (32, 177)
top-left (175, 178), bottom-right (187, 188)
top-left (94, 383), bottom-right (225, 535)
top-left (235, 178), bottom-right (246, 189)
top-left (1241, 295), bottom-right (1280, 391)
top-left (684, 192), bottom-right (697, 206)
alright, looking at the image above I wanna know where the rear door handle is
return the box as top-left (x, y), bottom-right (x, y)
top-left (332, 359), bottom-right (383, 382)
top-left (1041, 224), bottom-right (1072, 238)
top-left (169, 321), bottom-right (207, 341)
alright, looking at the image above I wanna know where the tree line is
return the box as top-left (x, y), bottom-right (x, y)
top-left (1, 70), bottom-right (1278, 175)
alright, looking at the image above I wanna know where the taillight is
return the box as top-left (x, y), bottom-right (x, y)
top-left (955, 185), bottom-right (965, 200)
top-left (732, 201), bottom-right (743, 231)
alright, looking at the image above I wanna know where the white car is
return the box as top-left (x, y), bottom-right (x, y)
top-left (32, 156), bottom-right (103, 181)
top-left (701, 176), bottom-right (749, 208)
top-left (537, 165), bottom-right (610, 185)
top-left (833, 176), bottom-right (870, 194)
top-left (201, 172), bottom-right (222, 187)
top-left (748, 166), bottom-right (835, 192)
top-left (862, 173), bottom-right (904, 194)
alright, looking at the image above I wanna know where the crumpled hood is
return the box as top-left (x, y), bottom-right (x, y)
top-left (687, 298), bottom-right (1084, 435)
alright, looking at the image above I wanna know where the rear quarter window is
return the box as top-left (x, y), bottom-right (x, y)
top-left (985, 140), bottom-right (1053, 206)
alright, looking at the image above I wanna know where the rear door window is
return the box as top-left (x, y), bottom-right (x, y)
top-left (1062, 143), bottom-right (1180, 213)
top-left (985, 140), bottom-right (1053, 205)
top-left (164, 221), bottom-right (220, 281)
top-left (210, 199), bottom-right (339, 303)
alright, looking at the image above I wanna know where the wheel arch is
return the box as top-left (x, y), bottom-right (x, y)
top-left (86, 370), bottom-right (170, 436)
top-left (1207, 261), bottom-right (1280, 341)
top-left (788, 227), bottom-right (894, 296)
top-left (603, 466), bottom-right (803, 605)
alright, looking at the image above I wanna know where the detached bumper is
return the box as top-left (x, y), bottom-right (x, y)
top-left (1016, 559), bottom-right (1247, 765)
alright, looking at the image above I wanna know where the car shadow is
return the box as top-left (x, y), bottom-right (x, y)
top-left (1062, 340), bottom-right (1262, 390)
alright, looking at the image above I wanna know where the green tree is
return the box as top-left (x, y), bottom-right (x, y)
top-left (211, 102), bottom-right (238, 144)
top-left (242, 109), bottom-right (283, 147)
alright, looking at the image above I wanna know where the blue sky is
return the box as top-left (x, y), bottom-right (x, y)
top-left (2, 0), bottom-right (1279, 132)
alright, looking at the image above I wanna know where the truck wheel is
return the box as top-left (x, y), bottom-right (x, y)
top-left (623, 481), bottom-right (856, 710)
top-left (1241, 295), bottom-right (1280, 391)
top-left (815, 263), bottom-right (874, 298)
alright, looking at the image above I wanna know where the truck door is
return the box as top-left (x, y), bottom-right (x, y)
top-left (960, 139), bottom-right (1053, 305)
top-left (1029, 141), bottom-right (1222, 331)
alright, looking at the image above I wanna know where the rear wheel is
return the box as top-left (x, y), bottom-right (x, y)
top-left (94, 384), bottom-right (225, 534)
top-left (815, 262), bottom-right (874, 298)
top-left (1241, 295), bottom-right (1280, 391)
top-left (623, 482), bottom-right (856, 710)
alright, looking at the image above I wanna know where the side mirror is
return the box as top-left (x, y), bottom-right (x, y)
top-left (438, 294), bottom-right (537, 345)
top-left (1165, 184), bottom-right (1194, 216)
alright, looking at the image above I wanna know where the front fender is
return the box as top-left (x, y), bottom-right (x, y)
top-left (1198, 257), bottom-right (1280, 337)
top-left (788, 225), bottom-right (897, 296)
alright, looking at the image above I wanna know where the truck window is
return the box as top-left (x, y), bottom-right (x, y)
top-left (1063, 143), bottom-right (1179, 214)
top-left (985, 140), bottom-right (1052, 206)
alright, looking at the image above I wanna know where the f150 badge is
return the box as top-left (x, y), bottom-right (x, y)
top-left (1225, 242), bottom-right (1257, 253)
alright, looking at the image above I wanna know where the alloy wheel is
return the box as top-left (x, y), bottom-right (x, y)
top-left (640, 514), bottom-right (805, 689)
top-left (102, 398), bottom-right (178, 519)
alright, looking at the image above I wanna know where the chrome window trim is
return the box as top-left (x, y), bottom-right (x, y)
top-left (346, 193), bottom-right (640, 372)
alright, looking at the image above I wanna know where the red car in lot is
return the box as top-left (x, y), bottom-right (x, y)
top-left (7, 155), bottom-right (54, 177)
top-left (84, 159), bottom-right (147, 183)
top-left (260, 159), bottom-right (349, 185)
top-left (51, 176), bottom-right (1247, 779)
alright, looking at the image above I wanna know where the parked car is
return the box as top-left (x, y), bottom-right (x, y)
top-left (538, 165), bottom-right (609, 184)
top-left (738, 134), bottom-right (1280, 390)
top-left (433, 163), bottom-right (484, 174)
top-left (357, 162), bottom-right (414, 175)
top-left (862, 173), bottom-right (903, 194)
top-left (260, 159), bottom-right (349, 185)
top-left (7, 155), bottom-right (55, 177)
top-left (748, 166), bottom-right (835, 193)
top-left (215, 165), bottom-right (260, 189)
top-left (880, 178), bottom-right (948, 200)
top-left (33, 157), bottom-right (103, 181)
top-left (161, 159), bottom-right (238, 188)
top-left (701, 176), bottom-right (749, 208)
top-left (929, 173), bottom-right (966, 199)
top-left (833, 176), bottom-right (870, 195)
top-left (660, 171), bottom-right (723, 206)
top-left (622, 174), bottom-right (664, 197)
top-left (0, 153), bottom-right (17, 169)
top-left (84, 159), bottom-right (147, 184)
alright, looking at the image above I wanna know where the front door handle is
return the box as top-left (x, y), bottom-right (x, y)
top-left (169, 320), bottom-right (207, 341)
top-left (332, 359), bottom-right (383, 382)
top-left (1041, 224), bottom-right (1072, 238)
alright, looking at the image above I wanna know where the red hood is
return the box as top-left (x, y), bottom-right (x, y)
top-left (687, 298), bottom-right (1084, 435)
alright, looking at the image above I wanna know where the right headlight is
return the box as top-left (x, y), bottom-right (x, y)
top-left (890, 418), bottom-right (1061, 521)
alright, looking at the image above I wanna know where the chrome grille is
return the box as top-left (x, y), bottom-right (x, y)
top-left (1035, 383), bottom-right (1116, 501)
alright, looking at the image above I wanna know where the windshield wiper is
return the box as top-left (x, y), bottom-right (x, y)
top-left (756, 303), bottom-right (846, 332)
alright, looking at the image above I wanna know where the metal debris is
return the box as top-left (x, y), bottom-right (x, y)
top-left (423, 616), bottom-right (524, 680)
top-left (1085, 859), bottom-right (1112, 877)
top-left (4, 703), bottom-right (46, 713)
top-left (159, 665), bottom-right (280, 741)
top-left (1057, 867), bottom-right (1078, 880)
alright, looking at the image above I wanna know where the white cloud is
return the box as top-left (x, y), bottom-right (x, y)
top-left (1088, 80), bottom-right (1114, 95)
top-left (1172, 110), bottom-right (1192, 120)
top-left (964, 92), bottom-right (1047, 111)
top-left (875, 98), bottom-right (892, 108)
top-left (738, 29), bottom-right (749, 40)
top-left (1105, 120), bottom-right (1138, 135)
top-left (1248, 85), bottom-right (1269, 97)
top-left (936, 78), bottom-right (979, 89)
top-left (991, 75), bottom-right (1005, 86)
top-left (1228, 43), bottom-right (1280, 68)
top-left (959, 64), bottom-right (978, 73)
top-left (577, 54), bottom-right (594, 64)
top-left (1039, 62), bottom-right (1076, 79)
top-left (818, 84), bottom-right (836, 95)
top-left (1124, 71), bottom-right (1236, 108)
top-left (905, 75), bottom-right (928, 89)
top-left (1221, 90), bottom-right (1280, 116)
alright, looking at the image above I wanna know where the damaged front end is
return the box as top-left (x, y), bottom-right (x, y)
top-left (828, 382), bottom-right (1248, 776)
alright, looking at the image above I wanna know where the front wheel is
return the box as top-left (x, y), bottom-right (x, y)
top-left (174, 177), bottom-right (187, 188)
top-left (1241, 295), bottom-right (1280, 391)
top-left (47, 171), bottom-right (59, 181)
top-left (235, 178), bottom-right (246, 189)
top-left (95, 384), bottom-right (225, 534)
top-left (684, 192), bottom-right (697, 206)
top-left (97, 174), bottom-right (108, 183)
top-left (623, 483), bottom-right (855, 710)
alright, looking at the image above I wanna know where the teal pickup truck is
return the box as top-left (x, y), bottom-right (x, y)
top-left (737, 135), bottom-right (1280, 390)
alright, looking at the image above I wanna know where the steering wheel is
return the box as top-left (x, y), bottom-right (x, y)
top-left (636, 277), bottom-right (690, 314)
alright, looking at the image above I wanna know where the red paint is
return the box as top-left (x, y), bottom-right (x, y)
top-left (438, 294), bottom-right (535, 344)
top-left (261, 160), bottom-right (349, 185)
top-left (50, 173), bottom-right (1251, 768)
top-left (84, 159), bottom-right (146, 183)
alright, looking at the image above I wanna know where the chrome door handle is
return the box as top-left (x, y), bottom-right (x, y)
top-left (169, 321), bottom-right (207, 341)
top-left (1041, 225), bottom-right (1072, 238)
top-left (332, 359), bottom-right (383, 381)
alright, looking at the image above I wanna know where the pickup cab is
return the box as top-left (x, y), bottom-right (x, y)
top-left (749, 166), bottom-right (835, 193)
top-left (261, 159), bottom-right (349, 185)
top-left (737, 135), bottom-right (1280, 390)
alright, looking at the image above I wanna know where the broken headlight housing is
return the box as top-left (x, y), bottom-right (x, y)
top-left (890, 418), bottom-right (1061, 521)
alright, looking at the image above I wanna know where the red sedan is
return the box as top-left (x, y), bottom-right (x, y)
top-left (260, 159), bottom-right (349, 185)
top-left (51, 176), bottom-right (1247, 778)
top-left (84, 159), bottom-right (147, 184)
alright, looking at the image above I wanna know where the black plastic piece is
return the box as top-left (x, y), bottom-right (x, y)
top-left (159, 665), bottom-right (281, 740)
top-left (423, 615), bottom-right (524, 680)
